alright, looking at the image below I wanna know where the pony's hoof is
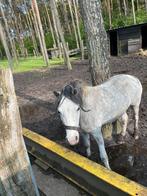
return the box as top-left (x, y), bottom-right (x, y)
top-left (117, 134), bottom-right (125, 144)
top-left (86, 150), bottom-right (91, 157)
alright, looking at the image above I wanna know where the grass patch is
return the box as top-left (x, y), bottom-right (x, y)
top-left (0, 56), bottom-right (79, 73)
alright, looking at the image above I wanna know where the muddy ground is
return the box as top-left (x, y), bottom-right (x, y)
top-left (14, 54), bottom-right (147, 187)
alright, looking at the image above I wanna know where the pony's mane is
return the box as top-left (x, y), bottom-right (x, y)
top-left (62, 79), bottom-right (85, 106)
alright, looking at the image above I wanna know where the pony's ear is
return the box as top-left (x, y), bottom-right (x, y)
top-left (53, 91), bottom-right (61, 97)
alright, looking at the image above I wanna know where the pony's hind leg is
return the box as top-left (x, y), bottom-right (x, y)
top-left (120, 112), bottom-right (128, 136)
top-left (117, 112), bottom-right (128, 144)
top-left (133, 105), bottom-right (139, 140)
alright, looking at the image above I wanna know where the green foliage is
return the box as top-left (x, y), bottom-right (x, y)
top-left (24, 37), bottom-right (34, 54)
top-left (20, 32), bottom-right (54, 54)
top-left (136, 9), bottom-right (147, 24)
top-left (79, 20), bottom-right (86, 43)
top-left (64, 20), bottom-right (86, 49)
top-left (0, 40), bottom-right (5, 58)
top-left (45, 32), bottom-right (54, 48)
top-left (65, 32), bottom-right (77, 49)
top-left (103, 7), bottom-right (147, 30)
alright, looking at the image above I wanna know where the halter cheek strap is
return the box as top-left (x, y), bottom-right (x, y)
top-left (57, 95), bottom-right (90, 132)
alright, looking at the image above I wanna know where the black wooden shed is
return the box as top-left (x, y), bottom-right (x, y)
top-left (107, 23), bottom-right (147, 56)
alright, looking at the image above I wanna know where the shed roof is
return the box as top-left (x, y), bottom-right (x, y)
top-left (107, 22), bottom-right (147, 32)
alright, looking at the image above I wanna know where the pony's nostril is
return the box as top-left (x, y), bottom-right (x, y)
top-left (75, 136), bottom-right (78, 141)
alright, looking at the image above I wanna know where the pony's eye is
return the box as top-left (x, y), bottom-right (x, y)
top-left (77, 107), bottom-right (80, 111)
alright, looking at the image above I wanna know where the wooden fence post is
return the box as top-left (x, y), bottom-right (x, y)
top-left (0, 69), bottom-right (39, 196)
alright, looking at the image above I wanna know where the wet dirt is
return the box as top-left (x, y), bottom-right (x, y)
top-left (14, 55), bottom-right (147, 187)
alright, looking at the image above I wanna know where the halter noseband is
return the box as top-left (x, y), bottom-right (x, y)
top-left (64, 125), bottom-right (81, 131)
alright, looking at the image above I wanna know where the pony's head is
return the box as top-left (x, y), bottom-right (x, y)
top-left (54, 81), bottom-right (84, 145)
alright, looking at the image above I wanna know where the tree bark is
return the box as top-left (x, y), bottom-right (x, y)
top-left (79, 0), bottom-right (110, 85)
top-left (0, 69), bottom-right (39, 196)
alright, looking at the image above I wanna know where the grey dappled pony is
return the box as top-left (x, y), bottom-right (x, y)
top-left (54, 74), bottom-right (142, 169)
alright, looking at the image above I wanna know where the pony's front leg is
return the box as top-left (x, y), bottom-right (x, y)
top-left (81, 132), bottom-right (91, 157)
top-left (91, 127), bottom-right (111, 170)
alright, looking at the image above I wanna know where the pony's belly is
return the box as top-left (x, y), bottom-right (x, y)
top-left (102, 105), bottom-right (130, 125)
top-left (80, 102), bottom-right (130, 132)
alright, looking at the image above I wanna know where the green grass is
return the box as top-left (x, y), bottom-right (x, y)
top-left (0, 56), bottom-right (78, 73)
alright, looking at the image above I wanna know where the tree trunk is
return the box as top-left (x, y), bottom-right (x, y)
top-left (28, 10), bottom-right (40, 56)
top-left (107, 0), bottom-right (112, 29)
top-left (136, 0), bottom-right (139, 11)
top-left (18, 14), bottom-right (27, 58)
top-left (103, 0), bottom-right (107, 15)
top-left (110, 0), bottom-right (113, 12)
top-left (0, 21), bottom-right (13, 70)
top-left (79, 0), bottom-right (120, 139)
top-left (79, 0), bottom-right (110, 85)
top-left (61, 0), bottom-right (72, 34)
top-left (44, 4), bottom-right (56, 47)
top-left (50, 0), bottom-right (72, 70)
top-left (31, 8), bottom-right (45, 58)
top-left (0, 69), bottom-right (39, 196)
top-left (117, 0), bottom-right (122, 16)
top-left (123, 0), bottom-right (127, 16)
top-left (67, 0), bottom-right (79, 49)
top-left (51, 8), bottom-right (62, 57)
top-left (131, 0), bottom-right (136, 24)
top-left (32, 0), bottom-right (49, 66)
top-left (0, 5), bottom-right (18, 66)
top-left (26, 11), bottom-right (39, 56)
top-left (72, 0), bottom-right (84, 59)
top-left (10, 0), bottom-right (26, 57)
top-left (145, 0), bottom-right (147, 11)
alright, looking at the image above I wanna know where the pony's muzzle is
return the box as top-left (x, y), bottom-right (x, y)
top-left (66, 130), bottom-right (79, 146)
